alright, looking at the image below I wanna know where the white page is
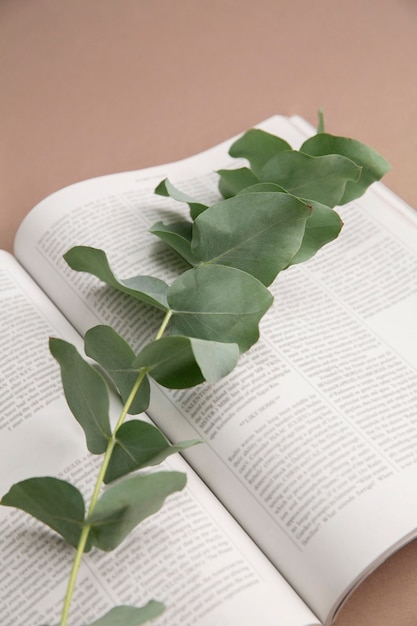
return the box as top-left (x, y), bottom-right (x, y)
top-left (0, 250), bottom-right (319, 626)
top-left (12, 115), bottom-right (417, 623)
top-left (146, 179), bottom-right (417, 623)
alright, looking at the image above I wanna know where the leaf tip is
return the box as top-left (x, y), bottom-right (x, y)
top-left (317, 108), bottom-right (325, 133)
top-left (154, 178), bottom-right (169, 197)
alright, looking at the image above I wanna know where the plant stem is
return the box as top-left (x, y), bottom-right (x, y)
top-left (59, 309), bottom-right (172, 626)
top-left (155, 309), bottom-right (172, 340)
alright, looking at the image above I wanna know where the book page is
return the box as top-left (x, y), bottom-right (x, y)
top-left (0, 250), bottom-right (318, 626)
top-left (12, 115), bottom-right (417, 623)
top-left (148, 181), bottom-right (417, 624)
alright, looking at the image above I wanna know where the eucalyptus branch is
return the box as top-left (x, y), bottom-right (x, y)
top-left (59, 310), bottom-right (173, 626)
top-left (58, 368), bottom-right (149, 626)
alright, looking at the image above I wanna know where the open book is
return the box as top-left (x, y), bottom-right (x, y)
top-left (1, 114), bottom-right (417, 626)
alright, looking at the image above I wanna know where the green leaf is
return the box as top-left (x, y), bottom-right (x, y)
top-left (132, 335), bottom-right (239, 388)
top-left (237, 182), bottom-right (287, 194)
top-left (168, 265), bottom-right (273, 353)
top-left (88, 471), bottom-right (186, 551)
top-left (1, 477), bottom-right (89, 550)
top-left (64, 246), bottom-right (169, 311)
top-left (84, 326), bottom-right (150, 415)
top-left (49, 338), bottom-right (111, 454)
top-left (185, 336), bottom-right (240, 382)
top-left (191, 192), bottom-right (310, 285)
top-left (289, 199), bottom-right (343, 265)
top-left (41, 601), bottom-right (165, 626)
top-left (229, 128), bottom-right (292, 175)
top-left (149, 221), bottom-right (197, 265)
top-left (105, 420), bottom-right (200, 483)
top-left (217, 167), bottom-right (259, 198)
top-left (300, 132), bottom-right (391, 203)
top-left (154, 178), bottom-right (208, 219)
top-left (235, 184), bottom-right (343, 265)
top-left (83, 602), bottom-right (165, 626)
top-left (259, 150), bottom-right (362, 207)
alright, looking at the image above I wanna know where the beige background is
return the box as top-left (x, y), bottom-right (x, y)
top-left (1, 1), bottom-right (417, 624)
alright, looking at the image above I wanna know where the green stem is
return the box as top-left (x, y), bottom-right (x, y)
top-left (155, 309), bottom-right (172, 340)
top-left (59, 309), bottom-right (172, 626)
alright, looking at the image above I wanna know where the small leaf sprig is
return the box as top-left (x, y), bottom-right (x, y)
top-left (0, 114), bottom-right (390, 625)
